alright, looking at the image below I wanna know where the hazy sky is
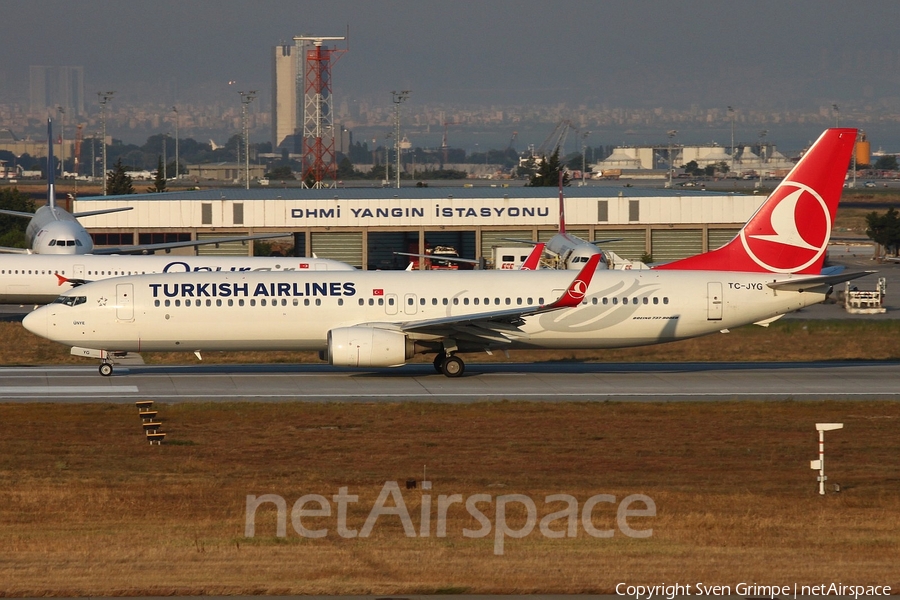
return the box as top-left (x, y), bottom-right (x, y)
top-left (3, 0), bottom-right (900, 111)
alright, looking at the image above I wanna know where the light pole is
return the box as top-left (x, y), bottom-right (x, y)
top-left (392, 90), bottom-right (410, 189)
top-left (581, 130), bottom-right (590, 186)
top-left (758, 129), bottom-right (768, 188)
top-left (727, 106), bottom-right (735, 174)
top-left (172, 106), bottom-right (179, 179)
top-left (57, 106), bottom-right (65, 177)
top-left (239, 91), bottom-right (257, 189)
top-left (98, 91), bottom-right (115, 195)
top-left (162, 133), bottom-right (167, 181)
top-left (832, 104), bottom-right (840, 127)
top-left (667, 130), bottom-right (677, 188)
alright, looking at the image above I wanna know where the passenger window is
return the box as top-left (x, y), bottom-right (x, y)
top-left (443, 298), bottom-right (449, 305)
top-left (613, 298), bottom-right (618, 305)
top-left (228, 299), bottom-right (234, 306)
top-left (304, 299), bottom-right (310, 306)
top-left (494, 298), bottom-right (500, 305)
top-left (378, 298), bottom-right (383, 306)
top-left (452, 298), bottom-right (458, 305)
top-left (603, 298), bottom-right (608, 305)
top-left (315, 299), bottom-right (321, 306)
top-left (663, 297), bottom-right (669, 304)
top-left (592, 298), bottom-right (598, 305)
top-left (474, 298), bottom-right (480, 305)
top-left (260, 299), bottom-right (267, 306)
top-left (292, 299), bottom-right (298, 306)
top-left (175, 299), bottom-right (181, 307)
top-left (643, 297), bottom-right (648, 304)
top-left (431, 298), bottom-right (437, 305)
top-left (505, 298), bottom-right (511, 305)
top-left (407, 297), bottom-right (414, 305)
top-left (653, 297), bottom-right (659, 305)
top-left (368, 298), bottom-right (374, 306)
top-left (250, 299), bottom-right (256, 306)
top-left (338, 299), bottom-right (344, 306)
top-left (527, 297), bottom-right (533, 304)
top-left (517, 298), bottom-right (522, 305)
top-left (359, 299), bottom-right (364, 306)
top-left (165, 299), bottom-right (171, 307)
top-left (464, 298), bottom-right (469, 305)
top-left (538, 297), bottom-right (544, 304)
top-left (216, 299), bottom-right (222, 307)
top-left (419, 298), bottom-right (425, 305)
top-left (206, 299), bottom-right (212, 307)
top-left (154, 299), bottom-right (160, 307)
top-left (388, 298), bottom-right (395, 306)
top-left (239, 299), bottom-right (245, 306)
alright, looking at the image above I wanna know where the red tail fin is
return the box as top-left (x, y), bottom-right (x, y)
top-left (656, 128), bottom-right (857, 274)
top-left (520, 242), bottom-right (545, 270)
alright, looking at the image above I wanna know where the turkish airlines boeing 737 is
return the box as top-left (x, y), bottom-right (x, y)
top-left (23, 129), bottom-right (864, 377)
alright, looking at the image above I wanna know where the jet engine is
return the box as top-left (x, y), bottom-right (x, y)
top-left (326, 326), bottom-right (414, 368)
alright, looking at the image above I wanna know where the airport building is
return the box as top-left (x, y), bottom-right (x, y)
top-left (74, 188), bottom-right (762, 269)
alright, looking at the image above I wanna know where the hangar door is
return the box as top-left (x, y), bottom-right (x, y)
top-left (310, 232), bottom-right (363, 268)
top-left (593, 229), bottom-right (647, 260)
top-left (707, 228), bottom-right (741, 251)
top-left (196, 233), bottom-right (253, 256)
top-left (650, 229), bottom-right (703, 261)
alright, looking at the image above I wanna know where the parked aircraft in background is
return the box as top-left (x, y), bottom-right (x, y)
top-left (24, 129), bottom-right (864, 377)
top-left (0, 254), bottom-right (355, 305)
top-left (505, 178), bottom-right (648, 271)
top-left (0, 119), bottom-right (288, 255)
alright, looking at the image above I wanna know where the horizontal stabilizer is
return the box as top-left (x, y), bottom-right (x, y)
top-left (766, 271), bottom-right (873, 292)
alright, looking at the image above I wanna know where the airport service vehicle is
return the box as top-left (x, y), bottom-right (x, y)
top-left (0, 254), bottom-right (354, 305)
top-left (23, 129), bottom-right (863, 377)
top-left (0, 119), bottom-right (287, 255)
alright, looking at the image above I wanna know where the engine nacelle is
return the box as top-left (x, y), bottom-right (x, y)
top-left (326, 326), bottom-right (414, 368)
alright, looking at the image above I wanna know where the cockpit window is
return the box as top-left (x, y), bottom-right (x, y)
top-left (48, 240), bottom-right (57, 246)
top-left (53, 295), bottom-right (87, 307)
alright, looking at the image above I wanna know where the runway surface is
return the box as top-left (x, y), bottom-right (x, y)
top-left (2, 361), bottom-right (899, 403)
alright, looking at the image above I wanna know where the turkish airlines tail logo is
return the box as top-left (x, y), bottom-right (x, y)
top-left (655, 128), bottom-right (857, 274)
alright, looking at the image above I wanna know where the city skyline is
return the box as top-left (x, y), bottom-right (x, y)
top-left (2, 1), bottom-right (900, 153)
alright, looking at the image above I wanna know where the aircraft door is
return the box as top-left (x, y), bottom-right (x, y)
top-left (385, 293), bottom-right (398, 315)
top-left (73, 264), bottom-right (85, 279)
top-left (707, 282), bottom-right (723, 320)
top-left (116, 283), bottom-right (134, 321)
top-left (404, 293), bottom-right (417, 315)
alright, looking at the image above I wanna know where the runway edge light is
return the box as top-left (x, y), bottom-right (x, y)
top-left (811, 423), bottom-right (844, 495)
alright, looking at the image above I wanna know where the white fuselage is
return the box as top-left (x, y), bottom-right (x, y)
top-left (24, 268), bottom-right (826, 354)
top-left (0, 254), bottom-right (354, 305)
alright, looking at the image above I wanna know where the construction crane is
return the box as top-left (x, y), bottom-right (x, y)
top-left (537, 120), bottom-right (573, 158)
top-left (507, 131), bottom-right (518, 151)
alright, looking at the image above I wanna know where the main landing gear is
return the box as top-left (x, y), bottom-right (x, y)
top-left (433, 353), bottom-right (465, 377)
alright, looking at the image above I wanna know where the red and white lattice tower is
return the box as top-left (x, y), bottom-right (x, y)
top-left (294, 35), bottom-right (346, 188)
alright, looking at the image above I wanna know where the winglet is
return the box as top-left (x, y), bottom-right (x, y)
top-left (520, 243), bottom-right (545, 270)
top-left (546, 252), bottom-right (601, 308)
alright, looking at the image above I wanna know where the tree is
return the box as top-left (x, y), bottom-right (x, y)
top-left (148, 156), bottom-right (167, 193)
top-left (265, 165), bottom-right (295, 180)
top-left (526, 147), bottom-right (569, 187)
top-left (865, 207), bottom-right (900, 257)
top-left (875, 155), bottom-right (899, 171)
top-left (106, 158), bottom-right (135, 195)
top-left (0, 188), bottom-right (35, 249)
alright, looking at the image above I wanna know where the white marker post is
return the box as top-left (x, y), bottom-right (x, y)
top-left (810, 423), bottom-right (843, 495)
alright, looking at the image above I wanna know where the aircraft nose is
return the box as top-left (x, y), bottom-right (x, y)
top-left (22, 308), bottom-right (48, 339)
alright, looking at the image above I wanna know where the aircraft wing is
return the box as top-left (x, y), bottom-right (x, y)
top-left (393, 251), bottom-right (481, 265)
top-left (0, 246), bottom-right (30, 254)
top-left (72, 207), bottom-right (134, 219)
top-left (766, 271), bottom-right (872, 292)
top-left (367, 254), bottom-right (602, 345)
top-left (0, 209), bottom-right (39, 219)
top-left (89, 232), bottom-right (292, 255)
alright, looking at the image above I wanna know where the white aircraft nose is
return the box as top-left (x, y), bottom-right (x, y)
top-left (22, 309), bottom-right (48, 339)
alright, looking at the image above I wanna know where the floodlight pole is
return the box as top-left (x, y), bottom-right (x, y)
top-left (98, 91), bottom-right (115, 195)
top-left (172, 106), bottom-right (179, 179)
top-left (239, 90), bottom-right (257, 190)
top-left (811, 423), bottom-right (843, 495)
top-left (392, 90), bottom-right (410, 189)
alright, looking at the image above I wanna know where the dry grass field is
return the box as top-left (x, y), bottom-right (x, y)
top-left (0, 401), bottom-right (898, 595)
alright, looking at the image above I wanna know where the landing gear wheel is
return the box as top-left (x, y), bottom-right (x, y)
top-left (441, 355), bottom-right (465, 378)
top-left (433, 353), bottom-right (445, 374)
top-left (99, 363), bottom-right (113, 377)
